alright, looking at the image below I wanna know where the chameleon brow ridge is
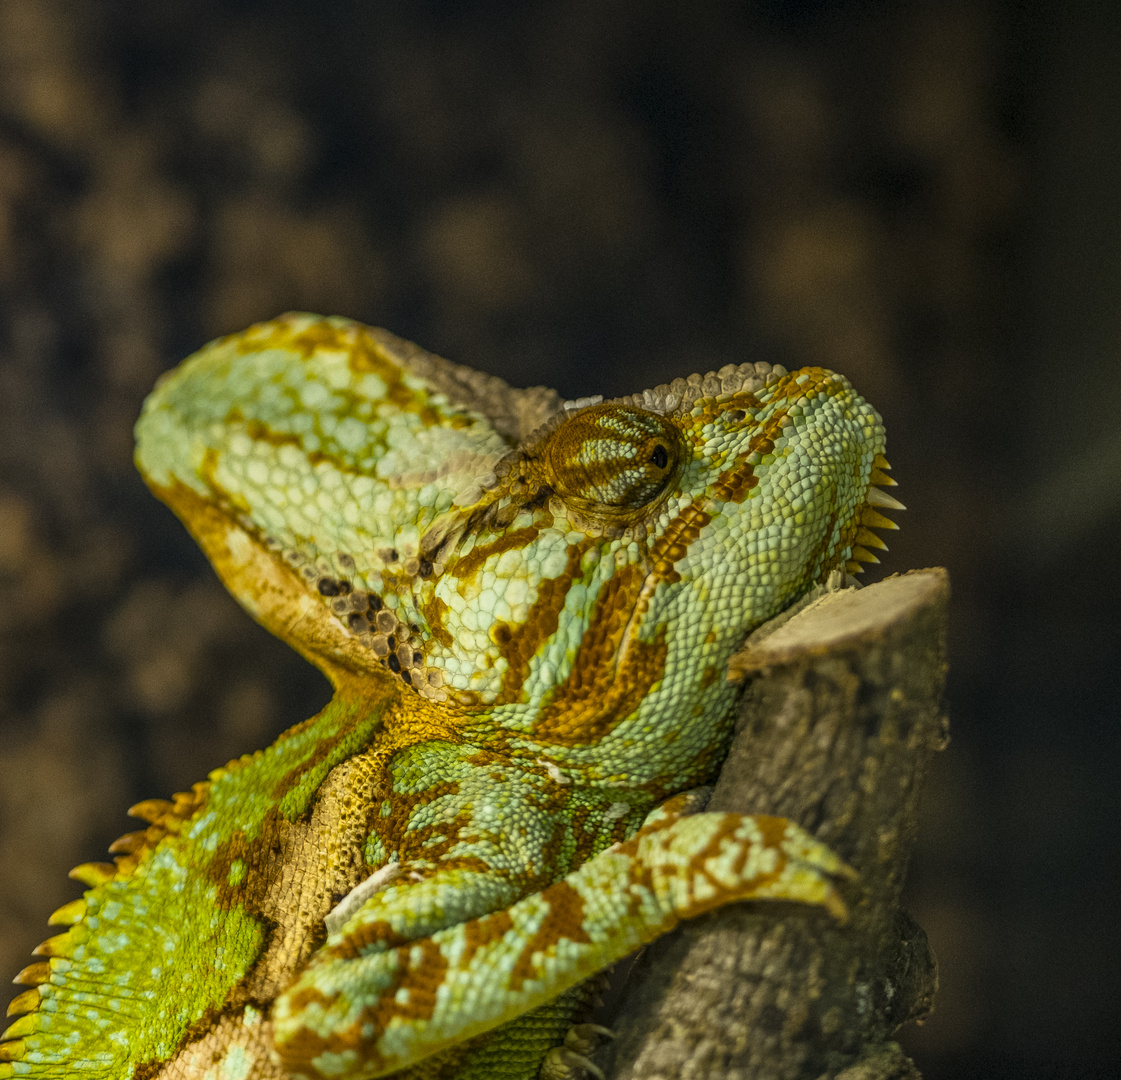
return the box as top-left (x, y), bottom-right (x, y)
top-left (2, 312), bottom-right (893, 1080)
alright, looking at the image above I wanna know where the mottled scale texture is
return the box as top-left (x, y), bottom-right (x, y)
top-left (1, 313), bottom-right (896, 1080)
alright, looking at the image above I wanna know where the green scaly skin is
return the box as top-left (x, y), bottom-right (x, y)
top-left (0, 314), bottom-right (899, 1079)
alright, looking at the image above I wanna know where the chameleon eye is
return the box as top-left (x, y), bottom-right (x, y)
top-left (545, 404), bottom-right (684, 512)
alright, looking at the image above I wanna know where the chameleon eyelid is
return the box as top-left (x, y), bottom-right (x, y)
top-left (543, 404), bottom-right (685, 515)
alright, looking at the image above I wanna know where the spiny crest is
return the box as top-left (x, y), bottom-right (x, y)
top-left (0, 783), bottom-right (212, 1073)
top-left (844, 452), bottom-right (904, 576)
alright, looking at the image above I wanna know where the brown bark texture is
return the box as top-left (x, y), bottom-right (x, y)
top-left (602, 568), bottom-right (949, 1080)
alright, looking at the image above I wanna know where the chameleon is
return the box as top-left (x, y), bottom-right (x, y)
top-left (0, 312), bottom-right (902, 1079)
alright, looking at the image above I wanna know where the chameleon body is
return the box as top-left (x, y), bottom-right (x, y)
top-left (1, 314), bottom-right (900, 1079)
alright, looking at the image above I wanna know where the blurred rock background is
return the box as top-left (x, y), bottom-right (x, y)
top-left (0, 1), bottom-right (1116, 1077)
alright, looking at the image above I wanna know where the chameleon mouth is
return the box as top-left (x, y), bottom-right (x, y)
top-left (845, 454), bottom-right (904, 576)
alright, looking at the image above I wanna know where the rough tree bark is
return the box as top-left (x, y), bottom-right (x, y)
top-left (602, 568), bottom-right (948, 1080)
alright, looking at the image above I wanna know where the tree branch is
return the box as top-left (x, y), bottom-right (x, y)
top-left (604, 568), bottom-right (948, 1080)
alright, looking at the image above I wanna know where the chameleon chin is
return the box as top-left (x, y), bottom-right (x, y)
top-left (1, 312), bottom-right (901, 1080)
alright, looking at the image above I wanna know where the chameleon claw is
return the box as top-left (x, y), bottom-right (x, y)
top-left (538, 1020), bottom-right (615, 1079)
top-left (769, 819), bottom-right (858, 922)
top-left (539, 1045), bottom-right (606, 1080)
top-left (564, 1023), bottom-right (615, 1055)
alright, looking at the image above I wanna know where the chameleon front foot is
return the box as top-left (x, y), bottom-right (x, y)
top-left (273, 805), bottom-right (852, 1079)
top-left (539, 1024), bottom-right (614, 1080)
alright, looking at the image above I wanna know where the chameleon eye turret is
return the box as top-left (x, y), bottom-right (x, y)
top-left (2, 313), bottom-right (897, 1080)
top-left (542, 403), bottom-right (685, 514)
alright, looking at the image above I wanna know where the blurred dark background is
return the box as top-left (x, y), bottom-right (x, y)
top-left (0, 1), bottom-right (1117, 1077)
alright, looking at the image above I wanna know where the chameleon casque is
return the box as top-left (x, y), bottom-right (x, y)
top-left (0, 313), bottom-right (902, 1080)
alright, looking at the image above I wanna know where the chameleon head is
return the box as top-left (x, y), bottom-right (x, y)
top-left (132, 315), bottom-right (895, 789)
top-left (432, 361), bottom-right (894, 785)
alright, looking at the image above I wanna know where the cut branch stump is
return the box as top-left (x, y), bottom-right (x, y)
top-left (604, 568), bottom-right (949, 1080)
